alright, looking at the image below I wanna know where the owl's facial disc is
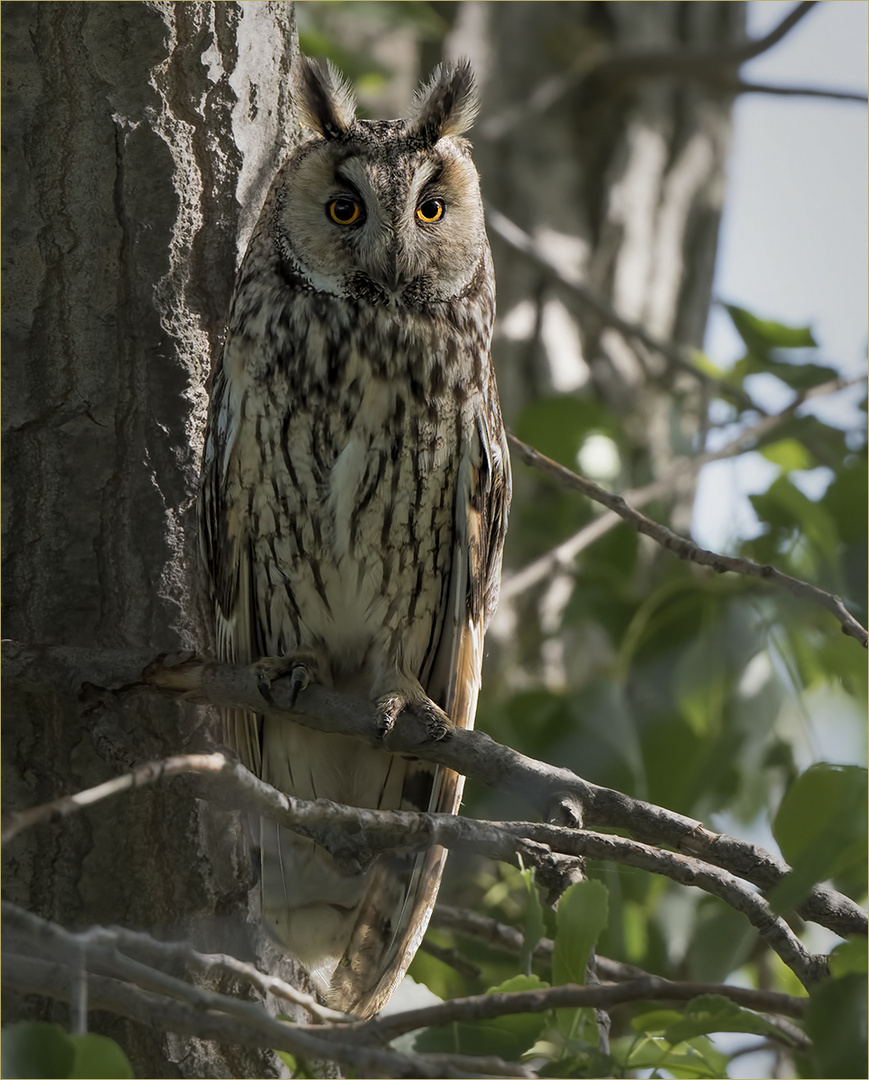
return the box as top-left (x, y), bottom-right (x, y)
top-left (278, 134), bottom-right (486, 304)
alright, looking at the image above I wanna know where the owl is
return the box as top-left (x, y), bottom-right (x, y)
top-left (198, 56), bottom-right (510, 1018)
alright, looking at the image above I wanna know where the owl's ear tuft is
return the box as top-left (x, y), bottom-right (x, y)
top-left (407, 60), bottom-right (479, 145)
top-left (295, 57), bottom-right (357, 140)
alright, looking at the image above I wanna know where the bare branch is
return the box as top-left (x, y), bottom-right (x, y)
top-left (732, 80), bottom-right (868, 104)
top-left (358, 977), bottom-right (810, 1045)
top-left (0, 744), bottom-right (850, 985)
top-left (479, 3), bottom-right (851, 146)
top-left (507, 434), bottom-right (869, 648)
top-left (3, 903), bottom-right (531, 1080)
top-left (736, 0), bottom-right (818, 62)
top-left (3, 639), bottom-right (866, 942)
top-left (501, 375), bottom-right (865, 602)
top-left (590, 2), bottom-right (822, 83)
top-left (485, 208), bottom-right (757, 411)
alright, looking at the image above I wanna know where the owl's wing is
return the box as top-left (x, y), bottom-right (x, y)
top-left (328, 400), bottom-right (511, 1016)
top-left (198, 359), bottom-right (263, 775)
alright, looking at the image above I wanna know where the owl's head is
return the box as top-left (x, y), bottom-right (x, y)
top-left (275, 57), bottom-right (488, 305)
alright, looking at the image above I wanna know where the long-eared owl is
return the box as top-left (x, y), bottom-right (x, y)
top-left (198, 56), bottom-right (511, 1018)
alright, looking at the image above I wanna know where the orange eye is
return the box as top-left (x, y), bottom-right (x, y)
top-left (327, 198), bottom-right (363, 225)
top-left (416, 198), bottom-right (445, 224)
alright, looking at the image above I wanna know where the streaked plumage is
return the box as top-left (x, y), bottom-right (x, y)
top-left (198, 57), bottom-right (510, 1017)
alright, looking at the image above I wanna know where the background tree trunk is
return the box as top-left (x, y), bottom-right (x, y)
top-left (2, 3), bottom-right (300, 1075)
top-left (425, 1), bottom-right (746, 806)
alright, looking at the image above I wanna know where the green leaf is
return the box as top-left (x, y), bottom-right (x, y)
top-left (725, 304), bottom-right (817, 354)
top-left (829, 938), bottom-right (869, 977)
top-left (631, 1008), bottom-right (684, 1034)
top-left (806, 973), bottom-right (868, 1078)
top-left (276, 1050), bottom-right (317, 1078)
top-left (771, 764), bottom-right (868, 910)
top-left (1, 1023), bottom-right (75, 1080)
top-left (825, 458), bottom-right (869, 545)
top-left (625, 1032), bottom-right (728, 1078)
top-left (68, 1034), bottom-right (133, 1079)
top-left (760, 437), bottom-right (816, 472)
top-left (749, 474), bottom-right (841, 571)
top-left (413, 974), bottom-right (550, 1061)
top-left (685, 903), bottom-right (756, 983)
top-left (551, 880), bottom-right (609, 1040)
top-left (552, 880), bottom-right (608, 988)
top-left (663, 994), bottom-right (796, 1046)
top-left (519, 865), bottom-right (546, 977)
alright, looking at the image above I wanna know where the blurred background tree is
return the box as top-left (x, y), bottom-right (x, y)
top-left (3, 2), bottom-right (865, 1078)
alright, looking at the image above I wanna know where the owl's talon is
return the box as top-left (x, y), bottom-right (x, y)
top-left (256, 668), bottom-right (277, 707)
top-left (378, 694), bottom-right (453, 751)
top-left (254, 656), bottom-right (317, 709)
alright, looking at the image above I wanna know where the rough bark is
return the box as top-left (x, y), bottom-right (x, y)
top-left (2, 3), bottom-right (299, 1075)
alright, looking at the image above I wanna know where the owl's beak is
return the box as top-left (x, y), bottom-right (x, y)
top-left (375, 238), bottom-right (406, 294)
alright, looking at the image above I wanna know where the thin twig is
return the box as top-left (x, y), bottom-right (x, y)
top-left (507, 434), bottom-right (869, 649)
top-left (355, 976), bottom-right (811, 1045)
top-left (731, 80), bottom-right (867, 103)
top-left (501, 375), bottom-right (865, 601)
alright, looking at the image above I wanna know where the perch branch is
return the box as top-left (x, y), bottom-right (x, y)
top-left (507, 434), bottom-right (869, 648)
top-left (3, 639), bottom-right (865, 942)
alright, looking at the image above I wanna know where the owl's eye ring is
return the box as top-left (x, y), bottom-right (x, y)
top-left (327, 197), bottom-right (364, 225)
top-left (416, 198), bottom-right (445, 224)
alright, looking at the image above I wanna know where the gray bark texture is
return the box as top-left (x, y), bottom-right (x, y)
top-left (2, 3), bottom-right (300, 1076)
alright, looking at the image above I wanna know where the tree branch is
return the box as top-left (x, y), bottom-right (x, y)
top-left (485, 208), bottom-right (757, 412)
top-left (589, 2), bottom-right (824, 83)
top-left (357, 978), bottom-right (810, 1045)
top-left (3, 639), bottom-right (866, 943)
top-left (507, 434), bottom-right (869, 648)
top-left (3, 900), bottom-right (811, 1080)
top-left (0, 746), bottom-right (854, 984)
top-left (731, 80), bottom-right (867, 104)
top-left (2, 903), bottom-right (531, 1079)
top-left (501, 376), bottom-right (865, 601)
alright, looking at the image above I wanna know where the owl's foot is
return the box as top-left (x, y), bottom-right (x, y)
top-left (377, 688), bottom-right (453, 752)
top-left (254, 654), bottom-right (321, 709)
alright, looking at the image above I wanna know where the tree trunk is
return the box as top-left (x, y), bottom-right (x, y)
top-left (2, 3), bottom-right (299, 1075)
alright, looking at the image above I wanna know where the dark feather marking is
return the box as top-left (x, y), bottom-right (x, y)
top-left (350, 451), bottom-right (387, 551)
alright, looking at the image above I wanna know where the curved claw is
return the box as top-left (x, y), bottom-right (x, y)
top-left (379, 694), bottom-right (453, 752)
top-left (254, 655), bottom-right (317, 709)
